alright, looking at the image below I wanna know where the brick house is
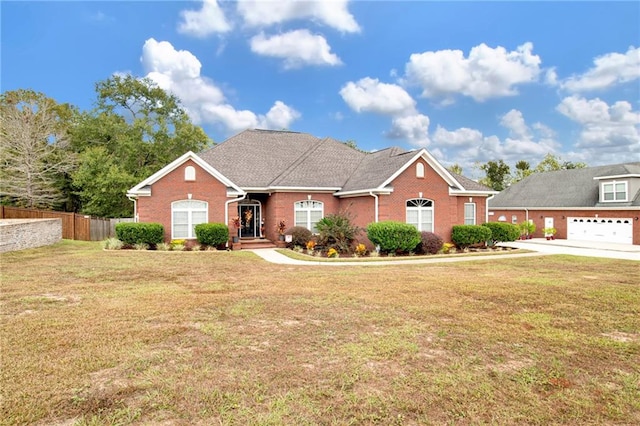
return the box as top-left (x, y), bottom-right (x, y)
top-left (127, 129), bottom-right (495, 245)
top-left (488, 162), bottom-right (640, 245)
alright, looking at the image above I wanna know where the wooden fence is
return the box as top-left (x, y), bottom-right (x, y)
top-left (0, 206), bottom-right (131, 241)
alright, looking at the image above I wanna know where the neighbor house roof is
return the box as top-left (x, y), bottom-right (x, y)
top-left (489, 162), bottom-right (640, 209)
top-left (197, 129), bottom-right (493, 195)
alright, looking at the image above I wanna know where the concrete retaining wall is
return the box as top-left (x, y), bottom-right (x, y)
top-left (0, 218), bottom-right (62, 253)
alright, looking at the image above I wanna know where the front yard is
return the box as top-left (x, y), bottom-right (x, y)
top-left (1, 241), bottom-right (639, 425)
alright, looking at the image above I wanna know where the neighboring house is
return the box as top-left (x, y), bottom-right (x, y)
top-left (488, 162), bottom-right (640, 245)
top-left (127, 129), bottom-right (496, 245)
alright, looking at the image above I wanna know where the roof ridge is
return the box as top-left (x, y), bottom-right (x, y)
top-left (268, 135), bottom-right (324, 185)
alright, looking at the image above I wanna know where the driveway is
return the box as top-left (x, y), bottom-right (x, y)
top-left (250, 238), bottom-right (639, 265)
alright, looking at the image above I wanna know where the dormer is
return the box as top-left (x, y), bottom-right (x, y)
top-left (594, 169), bottom-right (640, 205)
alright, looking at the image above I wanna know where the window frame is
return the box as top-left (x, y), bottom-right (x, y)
top-left (464, 202), bottom-right (476, 225)
top-left (171, 200), bottom-right (208, 240)
top-left (184, 165), bottom-right (196, 181)
top-left (601, 181), bottom-right (628, 202)
top-left (416, 162), bottom-right (425, 178)
top-left (406, 198), bottom-right (434, 232)
top-left (294, 200), bottom-right (324, 233)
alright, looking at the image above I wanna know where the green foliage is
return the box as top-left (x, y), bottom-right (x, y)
top-left (478, 160), bottom-right (511, 191)
top-left (195, 223), bottom-right (229, 247)
top-left (366, 221), bottom-right (421, 254)
top-left (316, 212), bottom-right (361, 253)
top-left (448, 164), bottom-right (463, 175)
top-left (115, 222), bottom-right (164, 245)
top-left (451, 225), bottom-right (492, 249)
top-left (285, 226), bottom-right (313, 248)
top-left (512, 160), bottom-right (533, 183)
top-left (535, 153), bottom-right (587, 173)
top-left (102, 237), bottom-right (123, 250)
top-left (418, 231), bottom-right (444, 255)
top-left (482, 222), bottom-right (520, 245)
top-left (69, 75), bottom-right (213, 217)
top-left (518, 221), bottom-right (536, 236)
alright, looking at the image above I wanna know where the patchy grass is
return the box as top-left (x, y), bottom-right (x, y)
top-left (1, 241), bottom-right (639, 425)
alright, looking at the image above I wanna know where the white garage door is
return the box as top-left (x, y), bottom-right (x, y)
top-left (567, 217), bottom-right (633, 245)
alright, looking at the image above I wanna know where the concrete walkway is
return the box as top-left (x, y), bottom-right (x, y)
top-left (249, 238), bottom-right (639, 265)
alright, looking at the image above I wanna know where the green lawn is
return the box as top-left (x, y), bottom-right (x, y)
top-left (1, 241), bottom-right (639, 425)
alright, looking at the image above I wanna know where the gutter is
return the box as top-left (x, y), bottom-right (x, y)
top-left (127, 195), bottom-right (138, 222)
top-left (225, 193), bottom-right (247, 228)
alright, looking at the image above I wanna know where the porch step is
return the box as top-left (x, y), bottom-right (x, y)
top-left (239, 238), bottom-right (277, 249)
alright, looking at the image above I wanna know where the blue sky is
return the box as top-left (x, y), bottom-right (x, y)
top-left (2, 0), bottom-right (639, 178)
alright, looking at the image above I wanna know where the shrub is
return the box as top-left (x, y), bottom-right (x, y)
top-left (451, 225), bottom-right (492, 249)
top-left (441, 242), bottom-right (456, 254)
top-left (482, 222), bottom-right (520, 246)
top-left (115, 222), bottom-right (164, 246)
top-left (285, 226), bottom-right (313, 248)
top-left (366, 221), bottom-right (421, 254)
top-left (327, 247), bottom-right (338, 258)
top-left (102, 237), bottom-right (123, 250)
top-left (354, 243), bottom-right (367, 256)
top-left (316, 212), bottom-right (361, 253)
top-left (419, 231), bottom-right (444, 255)
top-left (195, 223), bottom-right (229, 247)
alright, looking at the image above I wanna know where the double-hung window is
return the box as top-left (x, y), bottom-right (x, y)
top-left (602, 181), bottom-right (627, 202)
top-left (295, 200), bottom-right (323, 233)
top-left (172, 200), bottom-right (207, 239)
top-left (464, 203), bottom-right (476, 225)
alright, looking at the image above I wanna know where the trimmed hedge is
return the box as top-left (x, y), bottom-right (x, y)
top-left (482, 222), bottom-right (520, 245)
top-left (366, 221), bottom-right (421, 254)
top-left (115, 222), bottom-right (164, 245)
top-left (195, 223), bottom-right (229, 247)
top-left (451, 225), bottom-right (492, 249)
top-left (285, 226), bottom-right (313, 248)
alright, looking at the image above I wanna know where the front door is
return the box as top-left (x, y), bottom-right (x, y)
top-left (239, 202), bottom-right (261, 238)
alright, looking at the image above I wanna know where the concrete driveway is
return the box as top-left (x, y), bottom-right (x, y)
top-left (499, 238), bottom-right (640, 261)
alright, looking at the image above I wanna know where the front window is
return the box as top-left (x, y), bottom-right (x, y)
top-left (602, 181), bottom-right (627, 202)
top-left (406, 198), bottom-right (433, 232)
top-left (295, 200), bottom-right (323, 233)
top-left (172, 200), bottom-right (207, 239)
top-left (464, 203), bottom-right (476, 225)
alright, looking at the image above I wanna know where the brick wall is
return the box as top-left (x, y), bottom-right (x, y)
top-left (0, 219), bottom-right (62, 253)
top-left (488, 208), bottom-right (640, 244)
top-left (137, 159), bottom-right (230, 241)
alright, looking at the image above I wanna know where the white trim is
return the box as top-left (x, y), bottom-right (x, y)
top-left (464, 202), bottom-right (476, 225)
top-left (268, 186), bottom-right (342, 192)
top-left (593, 174), bottom-right (640, 180)
top-left (171, 199), bottom-right (208, 240)
top-left (406, 198), bottom-right (434, 232)
top-left (294, 199), bottom-right (324, 232)
top-left (488, 206), bottom-right (640, 211)
top-left (334, 187), bottom-right (394, 197)
top-left (449, 189), bottom-right (498, 196)
top-left (127, 151), bottom-right (243, 197)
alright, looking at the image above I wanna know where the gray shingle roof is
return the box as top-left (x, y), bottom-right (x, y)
top-left (199, 129), bottom-right (492, 193)
top-left (489, 162), bottom-right (640, 208)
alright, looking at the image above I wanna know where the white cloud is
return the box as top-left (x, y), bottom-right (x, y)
top-left (404, 42), bottom-right (542, 102)
top-left (237, 0), bottom-right (360, 33)
top-left (500, 109), bottom-right (532, 140)
top-left (141, 38), bottom-right (300, 134)
top-left (250, 30), bottom-right (342, 69)
top-left (387, 114), bottom-right (431, 147)
top-left (177, 0), bottom-right (232, 37)
top-left (339, 77), bottom-right (416, 115)
top-left (557, 95), bottom-right (640, 153)
top-left (561, 46), bottom-right (640, 92)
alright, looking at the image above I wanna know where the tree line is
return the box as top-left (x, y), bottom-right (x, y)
top-left (0, 75), bottom-right (213, 217)
top-left (448, 155), bottom-right (587, 192)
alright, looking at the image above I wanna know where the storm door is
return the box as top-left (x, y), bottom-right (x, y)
top-left (239, 201), bottom-right (261, 238)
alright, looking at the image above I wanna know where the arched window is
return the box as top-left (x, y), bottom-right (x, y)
top-left (406, 198), bottom-right (433, 232)
top-left (416, 162), bottom-right (425, 178)
top-left (172, 200), bottom-right (207, 239)
top-left (185, 166), bottom-right (196, 181)
top-left (295, 200), bottom-right (323, 233)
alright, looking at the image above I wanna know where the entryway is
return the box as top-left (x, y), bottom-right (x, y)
top-left (238, 200), bottom-right (262, 239)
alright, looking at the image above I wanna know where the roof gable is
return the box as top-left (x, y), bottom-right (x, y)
top-left (127, 151), bottom-right (243, 196)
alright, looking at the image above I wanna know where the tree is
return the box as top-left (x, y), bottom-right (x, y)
top-left (448, 163), bottom-right (463, 175)
top-left (512, 160), bottom-right (532, 183)
top-left (0, 90), bottom-right (76, 209)
top-left (535, 153), bottom-right (586, 173)
top-left (70, 75), bottom-right (213, 217)
top-left (478, 160), bottom-right (511, 191)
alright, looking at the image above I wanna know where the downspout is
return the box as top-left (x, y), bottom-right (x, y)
top-left (225, 193), bottom-right (247, 227)
top-left (486, 195), bottom-right (493, 223)
top-left (127, 196), bottom-right (138, 222)
top-left (369, 191), bottom-right (379, 223)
